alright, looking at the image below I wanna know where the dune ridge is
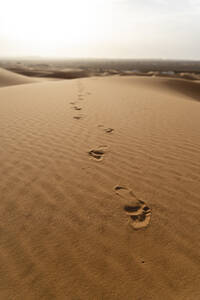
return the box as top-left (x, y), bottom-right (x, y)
top-left (0, 68), bottom-right (38, 88)
top-left (0, 76), bottom-right (200, 299)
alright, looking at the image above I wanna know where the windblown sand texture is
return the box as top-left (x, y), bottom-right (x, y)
top-left (0, 71), bottom-right (200, 299)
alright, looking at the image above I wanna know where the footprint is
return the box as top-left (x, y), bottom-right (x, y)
top-left (73, 116), bottom-right (82, 120)
top-left (88, 146), bottom-right (107, 161)
top-left (74, 106), bottom-right (82, 111)
top-left (105, 128), bottom-right (114, 133)
top-left (97, 124), bottom-right (114, 133)
top-left (114, 185), bottom-right (151, 230)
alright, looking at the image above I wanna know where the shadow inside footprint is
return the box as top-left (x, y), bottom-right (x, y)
top-left (114, 185), bottom-right (152, 230)
top-left (89, 149), bottom-right (105, 160)
top-left (105, 128), bottom-right (114, 133)
top-left (124, 205), bottom-right (141, 213)
top-left (74, 106), bottom-right (82, 111)
top-left (114, 186), bottom-right (128, 192)
top-left (73, 116), bottom-right (82, 120)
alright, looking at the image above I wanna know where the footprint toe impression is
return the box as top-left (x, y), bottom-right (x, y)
top-left (114, 185), bottom-right (151, 230)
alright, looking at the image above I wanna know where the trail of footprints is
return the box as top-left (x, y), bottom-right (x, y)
top-left (70, 81), bottom-right (85, 119)
top-left (70, 81), bottom-right (151, 230)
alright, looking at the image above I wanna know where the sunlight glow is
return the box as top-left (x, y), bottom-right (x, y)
top-left (0, 0), bottom-right (112, 56)
top-left (1, 0), bottom-right (200, 59)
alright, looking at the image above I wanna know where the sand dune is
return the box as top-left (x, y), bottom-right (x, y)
top-left (0, 76), bottom-right (200, 299)
top-left (160, 78), bottom-right (200, 102)
top-left (0, 68), bottom-right (38, 87)
top-left (119, 75), bottom-right (200, 102)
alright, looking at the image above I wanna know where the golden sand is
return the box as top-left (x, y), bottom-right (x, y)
top-left (0, 73), bottom-right (200, 299)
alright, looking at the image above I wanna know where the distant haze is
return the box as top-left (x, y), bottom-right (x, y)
top-left (0, 0), bottom-right (200, 59)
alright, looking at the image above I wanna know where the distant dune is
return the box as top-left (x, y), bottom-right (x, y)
top-left (0, 67), bottom-right (38, 87)
top-left (0, 76), bottom-right (200, 299)
top-left (1, 59), bottom-right (200, 83)
top-left (120, 75), bottom-right (200, 102)
top-left (160, 77), bottom-right (200, 102)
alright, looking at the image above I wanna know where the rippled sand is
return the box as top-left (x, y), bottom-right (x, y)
top-left (0, 74), bottom-right (200, 299)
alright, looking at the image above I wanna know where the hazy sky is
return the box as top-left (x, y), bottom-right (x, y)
top-left (0, 0), bottom-right (200, 59)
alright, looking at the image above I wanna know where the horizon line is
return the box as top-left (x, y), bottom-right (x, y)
top-left (0, 56), bottom-right (200, 62)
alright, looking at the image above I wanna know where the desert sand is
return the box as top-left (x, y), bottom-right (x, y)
top-left (0, 71), bottom-right (200, 299)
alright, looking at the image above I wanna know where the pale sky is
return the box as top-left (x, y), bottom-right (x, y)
top-left (0, 0), bottom-right (200, 59)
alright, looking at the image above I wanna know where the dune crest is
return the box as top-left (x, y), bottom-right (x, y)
top-left (0, 67), bottom-right (38, 87)
top-left (117, 75), bottom-right (200, 102)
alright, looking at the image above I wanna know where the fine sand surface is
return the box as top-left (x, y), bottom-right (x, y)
top-left (0, 74), bottom-right (200, 299)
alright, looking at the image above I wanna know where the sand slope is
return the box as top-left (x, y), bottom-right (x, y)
top-left (0, 76), bottom-right (200, 299)
top-left (0, 68), bottom-right (38, 87)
